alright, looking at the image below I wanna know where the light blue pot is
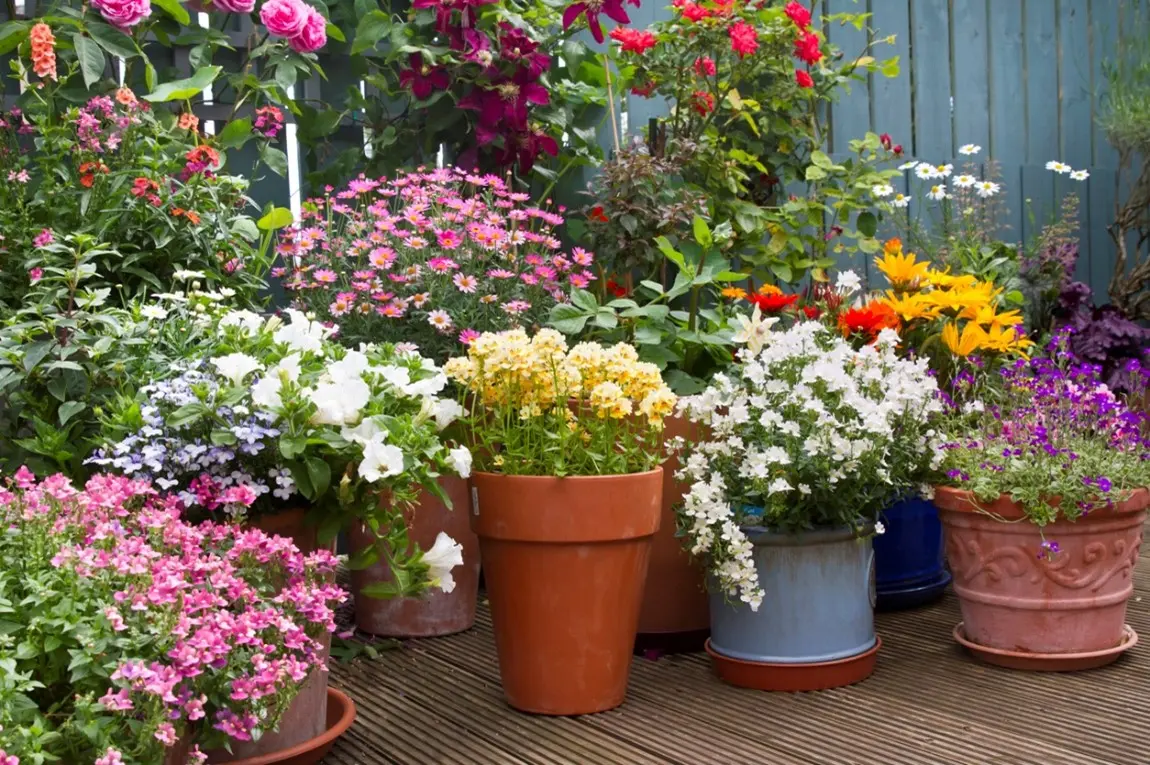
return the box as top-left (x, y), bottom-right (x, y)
top-left (709, 526), bottom-right (876, 664)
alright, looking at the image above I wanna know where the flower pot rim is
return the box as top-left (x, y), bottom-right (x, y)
top-left (473, 467), bottom-right (664, 482)
top-left (216, 688), bottom-right (356, 765)
top-left (739, 524), bottom-right (873, 546)
top-left (933, 485), bottom-right (1150, 520)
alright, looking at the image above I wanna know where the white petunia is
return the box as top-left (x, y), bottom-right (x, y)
top-left (928, 184), bottom-right (948, 201)
top-left (975, 180), bottom-right (1000, 198)
top-left (404, 373), bottom-right (448, 398)
top-left (251, 375), bottom-right (284, 410)
top-left (211, 353), bottom-right (263, 387)
top-left (274, 309), bottom-right (332, 354)
top-left (871, 183), bottom-right (894, 198)
top-left (892, 193), bottom-right (911, 208)
top-left (422, 532), bottom-right (464, 593)
top-left (433, 399), bottom-right (464, 430)
top-left (1070, 169), bottom-right (1090, 181)
top-left (875, 521), bottom-right (886, 535)
top-left (448, 446), bottom-right (472, 478)
top-left (308, 379), bottom-right (371, 426)
top-left (358, 436), bottom-right (405, 482)
top-left (952, 174), bottom-right (977, 188)
top-left (958, 144), bottom-right (981, 155)
top-left (377, 365), bottom-right (412, 390)
top-left (328, 350), bottom-right (369, 385)
top-left (1046, 160), bottom-right (1072, 174)
top-left (342, 418), bottom-right (383, 446)
top-left (220, 309), bottom-right (264, 334)
top-left (835, 270), bottom-right (862, 296)
top-left (767, 477), bottom-right (792, 495)
top-left (140, 305), bottom-right (168, 320)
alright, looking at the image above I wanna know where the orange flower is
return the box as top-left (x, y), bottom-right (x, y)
top-left (77, 161), bottom-right (108, 188)
top-left (184, 210), bottom-right (201, 225)
top-left (883, 237), bottom-right (903, 255)
top-left (837, 301), bottom-right (899, 341)
top-left (115, 87), bottom-right (137, 106)
top-left (170, 207), bottom-right (186, 218)
top-left (178, 112), bottom-right (200, 132)
top-left (720, 287), bottom-right (748, 300)
top-left (748, 291), bottom-right (800, 313)
top-left (758, 283), bottom-right (783, 296)
top-left (29, 23), bottom-right (56, 82)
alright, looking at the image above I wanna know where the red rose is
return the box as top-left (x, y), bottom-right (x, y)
top-left (609, 26), bottom-right (658, 55)
top-left (680, 2), bottom-right (710, 22)
top-left (783, 1), bottom-right (811, 29)
top-left (694, 56), bottom-right (717, 77)
top-left (793, 31), bottom-right (823, 64)
top-left (728, 21), bottom-right (758, 58)
top-left (892, 144), bottom-right (903, 156)
top-left (795, 69), bottom-right (814, 88)
top-left (689, 89), bottom-right (715, 116)
top-left (879, 132), bottom-right (892, 150)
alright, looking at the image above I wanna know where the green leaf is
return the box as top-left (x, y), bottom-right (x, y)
top-left (655, 236), bottom-right (690, 276)
top-left (260, 145), bottom-right (289, 177)
top-left (0, 22), bottom-right (28, 56)
top-left (811, 150), bottom-right (834, 169)
top-left (257, 206), bottom-right (294, 231)
top-left (218, 117), bottom-right (252, 149)
top-left (151, 0), bottom-right (191, 25)
top-left (549, 304), bottom-right (589, 335)
top-left (144, 59), bottom-right (157, 92)
top-left (22, 341), bottom-right (53, 372)
top-left (805, 165), bottom-right (827, 181)
top-left (692, 216), bottom-right (713, 250)
top-left (326, 22), bottom-right (346, 42)
top-left (352, 10), bottom-right (390, 55)
top-left (85, 21), bottom-right (138, 60)
top-left (856, 211), bottom-right (878, 238)
top-left (142, 65), bottom-right (221, 102)
top-left (770, 262), bottom-right (794, 283)
top-left (570, 288), bottom-right (599, 313)
top-left (305, 457), bottom-right (332, 498)
top-left (58, 401), bottom-right (86, 426)
top-left (592, 308), bottom-right (618, 330)
top-left (73, 34), bottom-right (106, 90)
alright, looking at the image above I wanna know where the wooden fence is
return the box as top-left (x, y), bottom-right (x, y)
top-left (2, 0), bottom-right (1141, 302)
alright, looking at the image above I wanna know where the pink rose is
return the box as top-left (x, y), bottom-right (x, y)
top-left (260, 0), bottom-right (309, 38)
top-left (289, 6), bottom-right (327, 53)
top-left (214, 0), bottom-right (256, 13)
top-left (92, 0), bottom-right (152, 28)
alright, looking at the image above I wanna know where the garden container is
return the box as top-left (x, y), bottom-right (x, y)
top-left (349, 476), bottom-right (480, 637)
top-left (252, 507), bottom-right (322, 555)
top-left (936, 486), bottom-right (1148, 670)
top-left (205, 688), bottom-right (356, 765)
top-left (471, 469), bottom-right (662, 715)
top-left (707, 526), bottom-right (879, 691)
top-left (873, 496), bottom-right (950, 611)
top-left (636, 414), bottom-right (709, 651)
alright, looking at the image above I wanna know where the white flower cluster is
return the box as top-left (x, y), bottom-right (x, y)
top-left (675, 322), bottom-right (944, 611)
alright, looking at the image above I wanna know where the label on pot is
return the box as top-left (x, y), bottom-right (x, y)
top-left (471, 486), bottom-right (479, 516)
top-left (867, 551), bottom-right (877, 609)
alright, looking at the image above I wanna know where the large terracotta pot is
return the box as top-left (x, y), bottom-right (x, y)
top-left (348, 476), bottom-right (480, 637)
top-left (636, 415), bottom-right (710, 642)
top-left (252, 508), bottom-right (322, 555)
top-left (936, 486), bottom-right (1148, 669)
top-left (471, 469), bottom-right (662, 715)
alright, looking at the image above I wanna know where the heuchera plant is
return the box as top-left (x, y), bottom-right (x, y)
top-left (0, 470), bottom-right (345, 764)
top-left (278, 168), bottom-right (594, 364)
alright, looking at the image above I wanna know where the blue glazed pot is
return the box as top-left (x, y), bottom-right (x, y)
top-left (873, 497), bottom-right (950, 611)
top-left (709, 527), bottom-right (876, 664)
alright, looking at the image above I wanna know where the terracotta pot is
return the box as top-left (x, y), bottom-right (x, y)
top-left (471, 469), bottom-right (662, 715)
top-left (206, 633), bottom-right (332, 762)
top-left (164, 737), bottom-right (195, 765)
top-left (636, 414), bottom-right (710, 642)
top-left (349, 476), bottom-right (480, 637)
top-left (936, 486), bottom-right (1148, 667)
top-left (251, 508), bottom-right (322, 555)
top-left (201, 688), bottom-right (355, 765)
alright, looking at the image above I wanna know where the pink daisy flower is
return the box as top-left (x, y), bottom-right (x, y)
top-left (427, 257), bottom-right (458, 273)
top-left (572, 247), bottom-right (594, 266)
top-left (352, 269), bottom-right (375, 280)
top-left (314, 269), bottom-right (338, 284)
top-left (480, 294), bottom-right (498, 304)
top-left (520, 273), bottom-right (539, 286)
top-left (427, 309), bottom-right (454, 332)
top-left (524, 253), bottom-right (544, 266)
top-left (534, 265), bottom-right (557, 280)
top-left (487, 268), bottom-right (515, 279)
top-left (502, 300), bottom-right (531, 315)
top-left (459, 328), bottom-right (481, 345)
top-left (453, 273), bottom-right (479, 293)
top-left (412, 292), bottom-right (430, 308)
top-left (569, 272), bottom-right (591, 288)
top-left (436, 229), bottom-right (463, 249)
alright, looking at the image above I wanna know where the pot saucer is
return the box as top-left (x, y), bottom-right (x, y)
top-left (953, 622), bottom-right (1138, 672)
top-left (705, 636), bottom-right (881, 692)
top-left (212, 688), bottom-right (356, 765)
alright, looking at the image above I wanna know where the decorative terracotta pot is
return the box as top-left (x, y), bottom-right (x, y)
top-left (349, 476), bottom-right (480, 637)
top-left (471, 469), bottom-right (662, 715)
top-left (252, 508), bottom-right (322, 555)
top-left (636, 414), bottom-right (710, 647)
top-left (936, 486), bottom-right (1148, 670)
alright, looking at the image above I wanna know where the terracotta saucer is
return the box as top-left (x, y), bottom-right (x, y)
top-left (953, 623), bottom-right (1138, 672)
top-left (215, 688), bottom-right (356, 765)
top-left (705, 637), bottom-right (881, 692)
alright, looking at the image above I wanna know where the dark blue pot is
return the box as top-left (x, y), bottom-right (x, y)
top-left (873, 497), bottom-right (950, 611)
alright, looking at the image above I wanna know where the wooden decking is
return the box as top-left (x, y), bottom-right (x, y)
top-left (322, 558), bottom-right (1150, 765)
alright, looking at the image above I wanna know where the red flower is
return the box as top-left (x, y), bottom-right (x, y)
top-left (680, 2), bottom-right (710, 22)
top-left (399, 53), bottom-right (450, 100)
top-left (892, 143), bottom-right (904, 157)
top-left (694, 56), bottom-right (716, 77)
top-left (77, 161), bottom-right (107, 188)
top-left (631, 80), bottom-right (656, 97)
top-left (795, 69), bottom-right (814, 88)
top-left (130, 177), bottom-right (160, 200)
top-left (793, 31), bottom-right (823, 64)
top-left (824, 224), bottom-right (844, 241)
top-left (728, 21), bottom-right (758, 57)
top-left (589, 205), bottom-right (609, 223)
top-left (802, 304), bottom-right (821, 320)
top-left (784, 1), bottom-right (811, 29)
top-left (610, 26), bottom-right (657, 54)
top-left (689, 90), bottom-right (715, 116)
top-left (562, 0), bottom-right (634, 44)
top-left (748, 292), bottom-right (799, 313)
top-left (837, 302), bottom-right (899, 341)
top-left (879, 132), bottom-right (892, 151)
top-left (606, 278), bottom-right (628, 298)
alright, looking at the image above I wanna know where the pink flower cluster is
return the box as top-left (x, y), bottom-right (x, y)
top-left (276, 167), bottom-right (594, 362)
top-left (260, 0), bottom-right (327, 54)
top-left (2, 469), bottom-right (344, 756)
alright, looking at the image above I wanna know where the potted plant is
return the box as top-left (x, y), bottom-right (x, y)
top-left (444, 328), bottom-right (676, 714)
top-left (934, 333), bottom-right (1150, 670)
top-left (675, 318), bottom-right (942, 690)
top-left (0, 469), bottom-right (349, 764)
top-left (276, 168), bottom-right (594, 637)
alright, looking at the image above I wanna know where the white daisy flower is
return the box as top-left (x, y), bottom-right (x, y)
top-left (1070, 169), bottom-right (1090, 181)
top-left (914, 163), bottom-right (937, 180)
top-left (892, 193), bottom-right (911, 208)
top-left (927, 184), bottom-right (948, 201)
top-left (898, 160), bottom-right (920, 171)
top-left (952, 174), bottom-right (977, 188)
top-left (427, 309), bottom-right (453, 331)
top-left (975, 181), bottom-right (1000, 198)
top-left (1046, 160), bottom-right (1072, 174)
top-left (932, 163), bottom-right (954, 178)
top-left (958, 144), bottom-right (981, 155)
top-left (871, 183), bottom-right (894, 198)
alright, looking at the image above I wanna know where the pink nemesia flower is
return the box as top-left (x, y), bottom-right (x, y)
top-left (95, 748), bottom-right (125, 765)
top-left (28, 268), bottom-right (43, 283)
top-left (33, 229), bottom-right (53, 248)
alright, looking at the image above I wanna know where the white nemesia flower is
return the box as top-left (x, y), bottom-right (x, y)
top-left (1046, 160), bottom-right (1072, 174)
top-left (835, 270), bottom-right (862, 296)
top-left (892, 193), bottom-right (911, 208)
top-left (1070, 169), bottom-right (1090, 181)
top-left (928, 184), bottom-right (948, 201)
top-left (211, 353), bottom-right (263, 386)
top-left (358, 436), bottom-right (405, 482)
top-left (871, 183), bottom-right (894, 198)
top-left (448, 446), bottom-right (472, 478)
top-left (952, 174), bottom-right (977, 188)
top-left (140, 305), bottom-right (168, 320)
top-left (422, 532), bottom-right (464, 593)
top-left (173, 269), bottom-right (206, 281)
top-left (975, 181), bottom-right (1000, 198)
top-left (958, 144), bottom-right (981, 155)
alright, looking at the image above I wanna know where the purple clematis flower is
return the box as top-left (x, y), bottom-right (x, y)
top-left (399, 53), bottom-right (450, 100)
top-left (561, 0), bottom-right (635, 44)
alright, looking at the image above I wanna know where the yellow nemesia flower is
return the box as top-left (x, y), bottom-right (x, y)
top-left (875, 248), bottom-right (930, 289)
top-left (941, 322), bottom-right (986, 357)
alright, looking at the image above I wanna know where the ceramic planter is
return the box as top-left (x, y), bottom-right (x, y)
top-left (636, 414), bottom-right (710, 651)
top-left (349, 477), bottom-right (480, 637)
top-left (471, 469), bottom-right (662, 715)
top-left (707, 526), bottom-right (880, 691)
top-left (936, 486), bottom-right (1148, 670)
top-left (873, 497), bottom-right (950, 610)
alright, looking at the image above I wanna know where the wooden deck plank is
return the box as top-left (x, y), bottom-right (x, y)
top-left (323, 550), bottom-right (1150, 764)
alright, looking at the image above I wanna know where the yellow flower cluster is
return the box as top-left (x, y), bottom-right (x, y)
top-left (444, 329), bottom-right (677, 427)
top-left (874, 239), bottom-right (1033, 358)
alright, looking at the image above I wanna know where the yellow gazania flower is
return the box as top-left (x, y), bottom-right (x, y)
top-left (980, 324), bottom-right (1034, 356)
top-left (875, 248), bottom-right (930, 289)
top-left (721, 286), bottom-right (748, 300)
top-left (962, 303), bottom-right (1024, 329)
top-left (941, 322), bottom-right (986, 357)
top-left (880, 290), bottom-right (939, 321)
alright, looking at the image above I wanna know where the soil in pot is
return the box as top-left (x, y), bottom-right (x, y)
top-left (349, 476), bottom-right (480, 637)
top-left (471, 469), bottom-right (662, 715)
